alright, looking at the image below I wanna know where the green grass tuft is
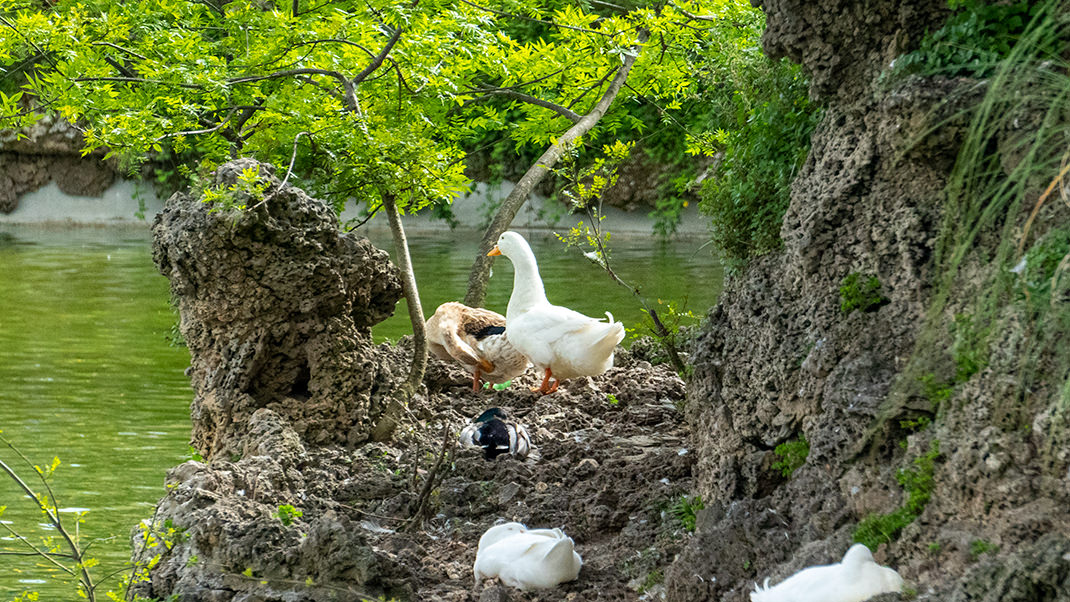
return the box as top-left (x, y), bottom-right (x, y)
top-left (771, 434), bottom-right (810, 477)
top-left (853, 441), bottom-right (940, 549)
top-left (839, 273), bottom-right (890, 314)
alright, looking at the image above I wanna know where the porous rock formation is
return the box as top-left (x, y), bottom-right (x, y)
top-left (666, 1), bottom-right (1070, 601)
top-left (152, 158), bottom-right (403, 458)
top-left (0, 114), bottom-right (115, 212)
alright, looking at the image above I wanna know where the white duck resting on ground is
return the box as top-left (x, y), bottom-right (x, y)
top-left (473, 521), bottom-right (582, 591)
top-left (750, 543), bottom-right (904, 602)
top-left (459, 407), bottom-right (532, 461)
top-left (487, 231), bottom-right (625, 395)
top-left (425, 302), bottom-right (530, 392)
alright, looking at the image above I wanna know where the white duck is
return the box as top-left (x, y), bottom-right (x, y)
top-left (487, 231), bottom-right (625, 395)
top-left (425, 302), bottom-right (530, 392)
top-left (473, 521), bottom-right (583, 591)
top-left (750, 543), bottom-right (904, 602)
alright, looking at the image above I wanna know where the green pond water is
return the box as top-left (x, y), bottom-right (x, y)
top-left (0, 224), bottom-right (721, 600)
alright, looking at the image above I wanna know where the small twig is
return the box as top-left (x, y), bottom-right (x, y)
top-left (252, 131), bottom-right (310, 210)
top-left (405, 422), bottom-right (455, 530)
top-left (1018, 150), bottom-right (1070, 258)
top-left (345, 203), bottom-right (382, 230)
top-left (153, 109), bottom-right (236, 143)
top-left (583, 201), bottom-right (688, 376)
top-left (0, 437), bottom-right (96, 599)
top-left (72, 76), bottom-right (203, 89)
top-left (667, 1), bottom-right (718, 21)
top-left (336, 503), bottom-right (410, 523)
top-left (566, 67), bottom-right (616, 112)
top-left (91, 41), bottom-right (148, 61)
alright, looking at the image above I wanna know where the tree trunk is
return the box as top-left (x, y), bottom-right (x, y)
top-left (462, 31), bottom-right (650, 308)
top-left (372, 192), bottom-right (427, 441)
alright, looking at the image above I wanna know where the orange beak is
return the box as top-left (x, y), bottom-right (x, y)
top-left (487, 246), bottom-right (502, 257)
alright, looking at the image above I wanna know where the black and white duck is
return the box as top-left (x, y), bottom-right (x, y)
top-left (459, 407), bottom-right (532, 461)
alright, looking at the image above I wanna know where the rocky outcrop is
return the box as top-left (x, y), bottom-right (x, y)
top-left (0, 114), bottom-right (115, 211)
top-left (668, 1), bottom-right (1070, 601)
top-left (152, 159), bottom-right (403, 459)
top-left (140, 159), bottom-right (700, 601)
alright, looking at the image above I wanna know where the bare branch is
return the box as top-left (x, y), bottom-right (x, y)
top-left (350, 26), bottom-right (403, 87)
top-left (253, 131), bottom-right (310, 209)
top-left (471, 87), bottom-right (581, 123)
top-left (91, 41), bottom-right (148, 61)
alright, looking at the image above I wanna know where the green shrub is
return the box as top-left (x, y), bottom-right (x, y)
top-left (771, 434), bottom-right (809, 477)
top-left (969, 538), bottom-right (999, 559)
top-left (669, 495), bottom-right (705, 532)
top-left (699, 58), bottom-right (818, 272)
top-left (274, 504), bottom-right (303, 527)
top-left (853, 441), bottom-right (940, 549)
top-left (888, 1), bottom-right (1053, 80)
top-left (840, 273), bottom-right (890, 314)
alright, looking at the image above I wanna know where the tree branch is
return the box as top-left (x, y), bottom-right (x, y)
top-left (464, 30), bottom-right (650, 307)
top-left (91, 41), bottom-right (148, 61)
top-left (471, 88), bottom-right (581, 123)
top-left (667, 1), bottom-right (718, 21)
top-left (350, 26), bottom-right (403, 87)
top-left (72, 76), bottom-right (203, 89)
top-left (228, 68), bottom-right (348, 88)
top-left (253, 131), bottom-right (309, 208)
top-left (566, 66), bottom-right (616, 111)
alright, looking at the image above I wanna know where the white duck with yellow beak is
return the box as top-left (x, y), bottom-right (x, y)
top-left (487, 231), bottom-right (624, 395)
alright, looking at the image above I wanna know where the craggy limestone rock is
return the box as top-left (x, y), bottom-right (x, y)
top-left (0, 114), bottom-right (115, 211)
top-left (669, 1), bottom-right (1070, 601)
top-left (152, 158), bottom-right (403, 459)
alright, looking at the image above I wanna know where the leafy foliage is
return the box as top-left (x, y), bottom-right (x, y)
top-left (698, 56), bottom-right (818, 271)
top-left (1, 0), bottom-right (748, 221)
top-left (968, 538), bottom-right (999, 559)
top-left (274, 504), bottom-right (303, 527)
top-left (669, 495), bottom-right (705, 532)
top-left (771, 433), bottom-right (809, 478)
top-left (839, 272), bottom-right (890, 314)
top-left (888, 1), bottom-right (1055, 80)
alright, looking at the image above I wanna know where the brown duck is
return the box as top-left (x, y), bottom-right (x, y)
top-left (425, 302), bottom-right (530, 391)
